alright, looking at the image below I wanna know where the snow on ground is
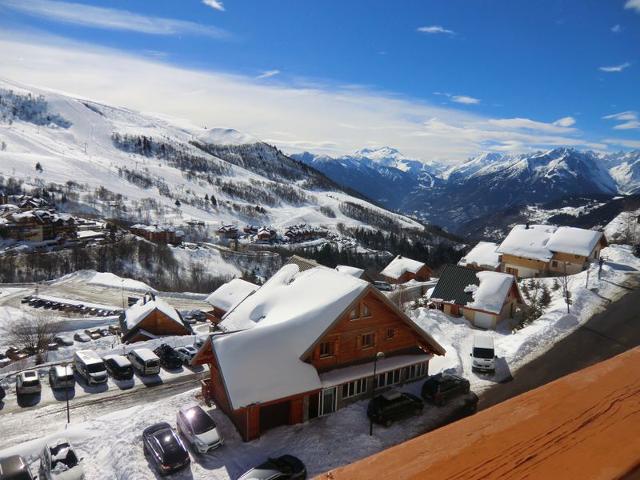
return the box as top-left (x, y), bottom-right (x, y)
top-left (604, 207), bottom-right (640, 243)
top-left (0, 377), bottom-right (473, 480)
top-left (412, 244), bottom-right (640, 393)
top-left (86, 272), bottom-right (155, 292)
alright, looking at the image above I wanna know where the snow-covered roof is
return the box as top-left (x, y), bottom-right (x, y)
top-left (466, 271), bottom-right (516, 314)
top-left (205, 278), bottom-right (258, 312)
top-left (546, 227), bottom-right (604, 257)
top-left (124, 294), bottom-right (183, 331)
top-left (458, 242), bottom-right (501, 269)
top-left (498, 224), bottom-right (604, 261)
top-left (212, 264), bottom-right (444, 409)
top-left (335, 265), bottom-right (365, 278)
top-left (380, 255), bottom-right (426, 280)
top-left (497, 224), bottom-right (557, 261)
top-left (102, 354), bottom-right (131, 368)
top-left (213, 265), bottom-right (369, 408)
top-left (131, 348), bottom-right (159, 363)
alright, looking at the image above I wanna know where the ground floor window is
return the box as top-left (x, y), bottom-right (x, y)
top-left (341, 378), bottom-right (368, 399)
top-left (404, 362), bottom-right (428, 381)
top-left (375, 368), bottom-right (402, 389)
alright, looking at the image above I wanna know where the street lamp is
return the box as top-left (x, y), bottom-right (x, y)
top-left (369, 351), bottom-right (385, 436)
top-left (63, 362), bottom-right (71, 424)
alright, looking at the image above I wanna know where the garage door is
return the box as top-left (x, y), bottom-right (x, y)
top-left (259, 401), bottom-right (290, 432)
top-left (474, 311), bottom-right (494, 329)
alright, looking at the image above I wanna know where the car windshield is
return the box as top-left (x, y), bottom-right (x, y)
top-left (50, 443), bottom-right (79, 471)
top-left (187, 408), bottom-right (216, 435)
top-left (23, 379), bottom-right (39, 387)
top-left (87, 363), bottom-right (106, 373)
top-left (147, 360), bottom-right (159, 368)
top-left (473, 347), bottom-right (495, 359)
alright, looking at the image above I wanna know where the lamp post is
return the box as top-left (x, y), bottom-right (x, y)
top-left (63, 362), bottom-right (71, 424)
top-left (369, 351), bottom-right (385, 436)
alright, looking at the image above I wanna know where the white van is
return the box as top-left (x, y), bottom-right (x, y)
top-left (471, 335), bottom-right (496, 373)
top-left (73, 350), bottom-right (108, 385)
top-left (127, 348), bottom-right (161, 376)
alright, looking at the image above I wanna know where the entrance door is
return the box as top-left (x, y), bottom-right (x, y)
top-left (260, 401), bottom-right (291, 432)
top-left (319, 387), bottom-right (337, 416)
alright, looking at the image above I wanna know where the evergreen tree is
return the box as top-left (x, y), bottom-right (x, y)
top-left (175, 199), bottom-right (181, 208)
top-left (35, 162), bottom-right (43, 173)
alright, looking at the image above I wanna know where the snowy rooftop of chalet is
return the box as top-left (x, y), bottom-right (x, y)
top-left (546, 227), bottom-right (604, 257)
top-left (466, 271), bottom-right (516, 315)
top-left (335, 265), bottom-right (365, 278)
top-left (124, 295), bottom-right (183, 331)
top-left (205, 278), bottom-right (258, 313)
top-left (458, 241), bottom-right (501, 269)
top-left (380, 255), bottom-right (426, 280)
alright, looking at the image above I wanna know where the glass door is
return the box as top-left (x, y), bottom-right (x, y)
top-left (319, 387), bottom-right (337, 416)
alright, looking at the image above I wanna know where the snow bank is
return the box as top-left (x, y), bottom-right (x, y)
top-left (86, 272), bottom-right (155, 293)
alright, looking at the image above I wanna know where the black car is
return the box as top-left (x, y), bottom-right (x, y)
top-left (421, 373), bottom-right (471, 406)
top-left (153, 344), bottom-right (183, 370)
top-left (367, 390), bottom-right (423, 427)
top-left (0, 455), bottom-right (35, 480)
top-left (20, 296), bottom-right (32, 304)
top-left (103, 355), bottom-right (134, 380)
top-left (238, 455), bottom-right (306, 480)
top-left (142, 422), bottom-right (190, 475)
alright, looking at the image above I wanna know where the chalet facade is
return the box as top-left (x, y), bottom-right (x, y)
top-left (430, 265), bottom-right (526, 329)
top-left (120, 293), bottom-right (191, 343)
top-left (204, 278), bottom-right (258, 322)
top-left (380, 255), bottom-right (432, 284)
top-left (497, 225), bottom-right (607, 278)
top-left (193, 265), bottom-right (444, 441)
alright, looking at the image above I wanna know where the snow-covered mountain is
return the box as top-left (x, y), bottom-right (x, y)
top-left (296, 146), bottom-right (640, 233)
top-left (293, 147), bottom-right (443, 210)
top-left (0, 79), bottom-right (426, 236)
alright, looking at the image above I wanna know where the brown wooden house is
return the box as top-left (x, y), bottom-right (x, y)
top-left (380, 255), bottom-right (432, 284)
top-left (120, 292), bottom-right (191, 343)
top-left (193, 264), bottom-right (444, 441)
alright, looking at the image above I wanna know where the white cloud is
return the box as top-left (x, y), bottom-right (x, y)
top-left (611, 24), bottom-right (622, 33)
top-left (604, 138), bottom-right (640, 148)
top-left (603, 111), bottom-right (640, 130)
top-left (256, 70), bottom-right (281, 79)
top-left (417, 25), bottom-right (455, 35)
top-left (624, 0), bottom-right (640, 13)
top-left (0, 0), bottom-right (230, 38)
top-left (0, 31), bottom-right (609, 163)
top-left (553, 116), bottom-right (576, 127)
top-left (599, 62), bottom-right (631, 72)
top-left (202, 0), bottom-right (224, 11)
top-left (451, 95), bottom-right (480, 105)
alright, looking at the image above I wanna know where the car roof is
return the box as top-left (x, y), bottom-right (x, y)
top-left (473, 335), bottom-right (494, 349)
top-left (52, 365), bottom-right (73, 376)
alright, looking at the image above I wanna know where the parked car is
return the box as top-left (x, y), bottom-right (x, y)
top-left (49, 365), bottom-right (75, 389)
top-left (73, 332), bottom-right (91, 343)
top-left (471, 335), bottom-right (496, 373)
top-left (0, 455), bottom-right (35, 480)
top-left (103, 354), bottom-right (134, 380)
top-left (238, 455), bottom-right (307, 480)
top-left (39, 439), bottom-right (85, 480)
top-left (367, 390), bottom-right (423, 427)
top-left (20, 296), bottom-right (32, 304)
top-left (175, 346), bottom-right (198, 366)
top-left (153, 344), bottom-right (183, 370)
top-left (176, 405), bottom-right (223, 453)
top-left (127, 348), bottom-right (161, 376)
top-left (421, 373), bottom-right (471, 406)
top-left (54, 334), bottom-right (74, 347)
top-left (73, 350), bottom-right (108, 385)
top-left (16, 371), bottom-right (42, 396)
top-left (142, 422), bottom-right (190, 475)
top-left (373, 281), bottom-right (393, 292)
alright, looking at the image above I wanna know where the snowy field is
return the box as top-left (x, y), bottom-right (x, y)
top-left (414, 243), bottom-right (640, 393)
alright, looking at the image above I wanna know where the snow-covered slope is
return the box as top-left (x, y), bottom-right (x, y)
top-left (0, 78), bottom-right (423, 234)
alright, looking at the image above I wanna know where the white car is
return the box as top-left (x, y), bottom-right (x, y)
top-left (175, 346), bottom-right (198, 366)
top-left (16, 370), bottom-right (42, 395)
top-left (176, 405), bottom-right (223, 453)
top-left (40, 439), bottom-right (85, 480)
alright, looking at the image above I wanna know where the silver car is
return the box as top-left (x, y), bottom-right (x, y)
top-left (49, 365), bottom-right (75, 389)
top-left (176, 405), bottom-right (223, 453)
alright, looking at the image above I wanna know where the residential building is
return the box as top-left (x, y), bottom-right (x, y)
top-left (457, 241), bottom-right (501, 271)
top-left (193, 264), bottom-right (444, 441)
top-left (130, 224), bottom-right (183, 244)
top-left (497, 224), bottom-right (607, 278)
top-left (119, 293), bottom-right (191, 343)
top-left (380, 255), bottom-right (432, 284)
top-left (429, 265), bottom-right (526, 329)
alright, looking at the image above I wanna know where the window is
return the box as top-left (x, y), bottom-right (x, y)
top-left (341, 378), bottom-right (368, 399)
top-left (319, 341), bottom-right (334, 358)
top-left (361, 333), bottom-right (375, 349)
top-left (349, 308), bottom-right (358, 320)
top-left (405, 362), bottom-right (428, 380)
top-left (361, 303), bottom-right (371, 317)
top-left (386, 328), bottom-right (396, 340)
top-left (552, 261), bottom-right (558, 268)
top-left (375, 368), bottom-right (401, 389)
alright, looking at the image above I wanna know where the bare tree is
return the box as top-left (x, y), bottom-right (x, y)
top-left (1, 312), bottom-right (64, 363)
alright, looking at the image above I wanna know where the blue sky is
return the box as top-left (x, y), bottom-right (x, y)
top-left (0, 0), bottom-right (638, 162)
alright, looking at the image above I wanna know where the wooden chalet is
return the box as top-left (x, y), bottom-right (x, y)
top-left (497, 224), bottom-right (607, 278)
top-left (380, 255), bottom-right (432, 284)
top-left (429, 265), bottom-right (526, 329)
top-left (457, 241), bottom-right (501, 271)
top-left (193, 264), bottom-right (445, 441)
top-left (119, 292), bottom-right (191, 343)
